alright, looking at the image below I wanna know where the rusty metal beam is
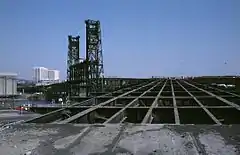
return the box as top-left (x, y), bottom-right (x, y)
top-left (183, 80), bottom-right (240, 111)
top-left (104, 80), bottom-right (162, 124)
top-left (170, 79), bottom-right (180, 125)
top-left (59, 80), bottom-right (158, 124)
top-left (70, 95), bottom-right (234, 100)
top-left (176, 80), bottom-right (221, 125)
top-left (192, 81), bottom-right (240, 98)
top-left (25, 98), bottom-right (96, 123)
top-left (141, 80), bottom-right (167, 124)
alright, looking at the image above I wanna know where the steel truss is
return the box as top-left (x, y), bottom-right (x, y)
top-left (85, 19), bottom-right (104, 96)
top-left (67, 35), bottom-right (80, 98)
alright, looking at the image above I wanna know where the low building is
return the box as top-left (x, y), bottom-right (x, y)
top-left (0, 73), bottom-right (17, 97)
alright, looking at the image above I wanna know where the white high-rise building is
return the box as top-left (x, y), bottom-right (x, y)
top-left (33, 67), bottom-right (49, 82)
top-left (33, 67), bottom-right (60, 83)
top-left (48, 70), bottom-right (60, 81)
top-left (54, 70), bottom-right (60, 81)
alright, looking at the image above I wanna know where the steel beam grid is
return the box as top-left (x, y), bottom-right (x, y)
top-left (59, 80), bottom-right (160, 123)
top-left (104, 80), bottom-right (163, 124)
top-left (176, 80), bottom-right (221, 125)
top-left (26, 79), bottom-right (240, 125)
top-left (141, 80), bottom-right (167, 124)
top-left (25, 80), bottom-right (155, 123)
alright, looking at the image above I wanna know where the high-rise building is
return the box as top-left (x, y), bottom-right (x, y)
top-left (48, 70), bottom-right (60, 81)
top-left (54, 70), bottom-right (60, 81)
top-left (33, 67), bottom-right (60, 83)
top-left (33, 67), bottom-right (49, 82)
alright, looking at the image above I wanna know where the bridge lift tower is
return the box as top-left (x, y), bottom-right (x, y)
top-left (67, 35), bottom-right (80, 98)
top-left (85, 19), bottom-right (104, 95)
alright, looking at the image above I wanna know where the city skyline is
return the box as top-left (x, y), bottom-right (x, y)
top-left (0, 0), bottom-right (239, 79)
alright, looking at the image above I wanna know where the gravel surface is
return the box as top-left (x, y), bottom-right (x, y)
top-left (0, 123), bottom-right (239, 155)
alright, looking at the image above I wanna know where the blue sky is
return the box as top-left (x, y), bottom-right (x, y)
top-left (0, 0), bottom-right (239, 79)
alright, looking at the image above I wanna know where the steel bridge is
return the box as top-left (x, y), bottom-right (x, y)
top-left (26, 78), bottom-right (240, 125)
